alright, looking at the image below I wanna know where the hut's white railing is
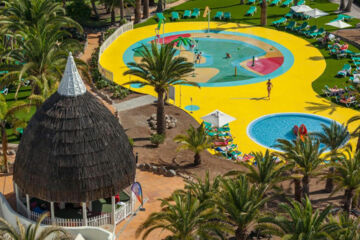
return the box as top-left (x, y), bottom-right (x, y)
top-left (114, 200), bottom-right (133, 224)
top-left (98, 22), bottom-right (133, 82)
top-left (29, 210), bottom-right (52, 224)
top-left (55, 217), bottom-right (83, 227)
top-left (16, 198), bottom-right (27, 217)
top-left (88, 213), bottom-right (111, 227)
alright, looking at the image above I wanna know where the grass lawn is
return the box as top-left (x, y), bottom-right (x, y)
top-left (135, 0), bottom-right (360, 108)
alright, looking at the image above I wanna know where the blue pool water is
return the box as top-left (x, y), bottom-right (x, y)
top-left (247, 113), bottom-right (342, 151)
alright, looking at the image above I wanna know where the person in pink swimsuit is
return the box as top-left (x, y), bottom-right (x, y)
top-left (267, 79), bottom-right (273, 99)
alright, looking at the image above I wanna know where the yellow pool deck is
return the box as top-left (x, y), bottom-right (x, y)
top-left (100, 22), bottom-right (359, 153)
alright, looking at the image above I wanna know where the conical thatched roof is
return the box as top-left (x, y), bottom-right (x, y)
top-left (13, 53), bottom-right (136, 203)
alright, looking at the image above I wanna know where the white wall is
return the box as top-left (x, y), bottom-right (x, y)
top-left (0, 193), bottom-right (114, 240)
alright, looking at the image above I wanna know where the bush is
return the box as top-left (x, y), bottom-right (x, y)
top-left (111, 85), bottom-right (130, 99)
top-left (66, 0), bottom-right (91, 23)
top-left (128, 137), bottom-right (134, 147)
top-left (150, 134), bottom-right (165, 147)
top-left (95, 79), bottom-right (109, 89)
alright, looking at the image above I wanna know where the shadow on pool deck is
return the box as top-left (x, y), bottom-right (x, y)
top-left (305, 98), bottom-right (340, 115)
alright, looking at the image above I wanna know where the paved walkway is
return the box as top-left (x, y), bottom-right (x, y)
top-left (113, 95), bottom-right (156, 112)
top-left (330, 0), bottom-right (360, 18)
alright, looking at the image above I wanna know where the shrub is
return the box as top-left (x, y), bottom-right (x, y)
top-left (95, 79), bottom-right (109, 89)
top-left (66, 0), bottom-right (91, 23)
top-left (111, 85), bottom-right (130, 99)
top-left (128, 137), bottom-right (134, 147)
top-left (150, 134), bottom-right (165, 147)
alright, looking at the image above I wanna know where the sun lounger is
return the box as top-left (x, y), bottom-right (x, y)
top-left (156, 12), bottom-right (166, 22)
top-left (297, 0), bottom-right (305, 5)
top-left (308, 27), bottom-right (325, 38)
top-left (248, 0), bottom-right (256, 4)
top-left (191, 8), bottom-right (200, 18)
top-left (281, 0), bottom-right (293, 7)
top-left (183, 10), bottom-right (191, 18)
top-left (245, 6), bottom-right (257, 16)
top-left (0, 87), bottom-right (8, 95)
top-left (171, 11), bottom-right (180, 21)
top-left (350, 74), bottom-right (360, 83)
top-left (285, 21), bottom-right (296, 30)
top-left (285, 11), bottom-right (294, 18)
top-left (270, 0), bottom-right (281, 5)
top-left (340, 97), bottom-right (357, 107)
top-left (224, 12), bottom-right (231, 20)
top-left (301, 25), bottom-right (317, 35)
top-left (294, 22), bottom-right (308, 32)
top-left (337, 64), bottom-right (351, 77)
top-left (214, 11), bottom-right (224, 20)
top-left (271, 17), bottom-right (287, 27)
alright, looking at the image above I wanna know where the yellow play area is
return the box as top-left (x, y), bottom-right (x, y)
top-left (100, 22), bottom-right (359, 153)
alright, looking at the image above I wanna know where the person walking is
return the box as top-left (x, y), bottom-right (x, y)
top-left (267, 79), bottom-right (273, 99)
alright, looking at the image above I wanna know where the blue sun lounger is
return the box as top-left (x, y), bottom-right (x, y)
top-left (281, 0), bottom-right (293, 7)
top-left (294, 22), bottom-right (308, 32)
top-left (156, 12), bottom-right (166, 22)
top-left (245, 6), bottom-right (257, 16)
top-left (337, 64), bottom-right (351, 77)
top-left (270, 0), bottom-right (281, 5)
top-left (302, 25), bottom-right (317, 36)
top-left (214, 11), bottom-right (224, 20)
top-left (0, 87), bottom-right (8, 95)
top-left (332, 14), bottom-right (353, 22)
top-left (308, 27), bottom-right (325, 38)
top-left (297, 0), bottom-right (305, 5)
top-left (171, 11), bottom-right (180, 21)
top-left (248, 0), bottom-right (256, 4)
top-left (183, 10), bottom-right (191, 18)
top-left (191, 8), bottom-right (200, 18)
top-left (271, 17), bottom-right (287, 27)
top-left (285, 21), bottom-right (296, 30)
top-left (224, 12), bottom-right (231, 20)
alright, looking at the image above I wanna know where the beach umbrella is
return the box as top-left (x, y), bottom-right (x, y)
top-left (201, 110), bottom-right (236, 128)
top-left (303, 8), bottom-right (328, 18)
top-left (290, 5), bottom-right (312, 13)
top-left (326, 20), bottom-right (351, 29)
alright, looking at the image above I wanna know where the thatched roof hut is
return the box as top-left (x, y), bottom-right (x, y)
top-left (13, 53), bottom-right (136, 203)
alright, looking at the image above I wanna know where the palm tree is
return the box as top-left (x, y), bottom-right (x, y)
top-left (119, 0), bottom-right (125, 20)
top-left (124, 42), bottom-right (197, 135)
top-left (260, 0), bottom-right (267, 26)
top-left (90, 0), bottom-right (100, 19)
top-left (136, 191), bottom-right (230, 239)
top-left (174, 123), bottom-right (213, 166)
top-left (312, 122), bottom-right (350, 192)
top-left (259, 197), bottom-right (338, 239)
top-left (339, 0), bottom-right (346, 10)
top-left (276, 137), bottom-right (325, 198)
top-left (0, 213), bottom-right (72, 240)
top-left (0, 95), bottom-right (32, 173)
top-left (216, 175), bottom-right (268, 240)
top-left (327, 150), bottom-right (360, 214)
top-left (347, 115), bottom-right (360, 152)
top-left (329, 213), bottom-right (360, 240)
top-left (143, 0), bottom-right (149, 19)
top-left (134, 0), bottom-right (142, 23)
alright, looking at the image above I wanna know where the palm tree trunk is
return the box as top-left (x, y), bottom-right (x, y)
top-left (135, 0), bottom-right (142, 23)
top-left (90, 0), bottom-right (99, 19)
top-left (194, 153), bottom-right (201, 166)
top-left (119, 0), bottom-right (124, 20)
top-left (1, 127), bottom-right (9, 173)
top-left (156, 90), bottom-right (165, 135)
top-left (157, 0), bottom-right (163, 12)
top-left (111, 8), bottom-right (115, 25)
top-left (143, 0), bottom-right (149, 19)
top-left (235, 227), bottom-right (246, 240)
top-left (149, 0), bottom-right (155, 6)
top-left (240, 0), bottom-right (245, 4)
top-left (339, 0), bottom-right (346, 10)
top-left (345, 0), bottom-right (353, 12)
top-left (260, 1), bottom-right (267, 26)
top-left (325, 167), bottom-right (334, 193)
top-left (344, 189), bottom-right (353, 214)
top-left (294, 179), bottom-right (302, 201)
top-left (302, 175), bottom-right (310, 197)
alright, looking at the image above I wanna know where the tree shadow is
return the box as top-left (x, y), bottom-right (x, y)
top-left (305, 97), bottom-right (339, 115)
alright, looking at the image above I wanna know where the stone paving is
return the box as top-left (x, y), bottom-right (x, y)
top-left (113, 95), bottom-right (156, 112)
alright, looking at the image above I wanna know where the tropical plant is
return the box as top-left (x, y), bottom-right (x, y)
top-left (0, 213), bottom-right (72, 240)
top-left (259, 197), bottom-right (338, 239)
top-left (124, 42), bottom-right (197, 135)
top-left (275, 137), bottom-right (325, 198)
top-left (327, 150), bottom-right (360, 214)
top-left (347, 115), bottom-right (360, 152)
top-left (329, 213), bottom-right (360, 240)
top-left (136, 191), bottom-right (230, 240)
top-left (216, 175), bottom-right (268, 240)
top-left (0, 95), bottom-right (32, 173)
top-left (311, 121), bottom-right (350, 192)
top-left (174, 123), bottom-right (213, 166)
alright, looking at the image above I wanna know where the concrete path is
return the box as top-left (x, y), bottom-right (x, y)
top-left (113, 95), bottom-right (156, 112)
top-left (329, 0), bottom-right (360, 18)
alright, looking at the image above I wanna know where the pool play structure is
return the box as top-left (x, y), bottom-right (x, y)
top-left (123, 30), bottom-right (294, 87)
top-left (247, 113), bottom-right (347, 151)
top-left (99, 21), bottom-right (360, 152)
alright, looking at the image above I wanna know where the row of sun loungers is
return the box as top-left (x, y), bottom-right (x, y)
top-left (157, 9), bottom-right (231, 21)
top-left (275, 21), bottom-right (325, 38)
top-left (322, 85), bottom-right (358, 107)
top-left (245, 6), bottom-right (257, 16)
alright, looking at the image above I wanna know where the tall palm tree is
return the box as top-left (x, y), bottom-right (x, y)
top-left (259, 197), bottom-right (338, 239)
top-left (90, 0), bottom-right (100, 19)
top-left (0, 213), bottom-right (72, 240)
top-left (216, 175), bottom-right (268, 240)
top-left (344, 0), bottom-right (352, 12)
top-left (260, 0), bottom-right (267, 26)
top-left (276, 137), bottom-right (325, 198)
top-left (174, 123), bottom-right (213, 166)
top-left (339, 0), bottom-right (346, 10)
top-left (143, 0), bottom-right (149, 19)
top-left (124, 42), bottom-right (198, 135)
top-left (0, 95), bottom-right (32, 173)
top-left (136, 191), bottom-right (230, 239)
top-left (327, 150), bottom-right (360, 214)
top-left (312, 122), bottom-right (350, 192)
top-left (135, 0), bottom-right (142, 23)
top-left (119, 0), bottom-right (125, 20)
top-left (347, 115), bottom-right (360, 152)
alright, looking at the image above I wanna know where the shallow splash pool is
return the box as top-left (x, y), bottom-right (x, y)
top-left (247, 113), bottom-right (345, 151)
top-left (123, 30), bottom-right (294, 87)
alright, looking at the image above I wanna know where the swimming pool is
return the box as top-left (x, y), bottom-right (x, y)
top-left (247, 113), bottom-right (346, 151)
top-left (123, 30), bottom-right (294, 87)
